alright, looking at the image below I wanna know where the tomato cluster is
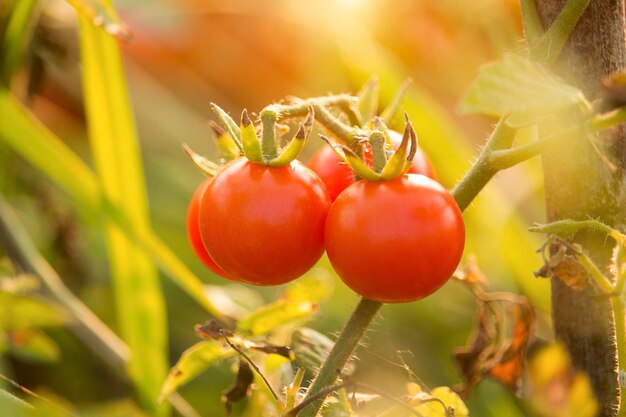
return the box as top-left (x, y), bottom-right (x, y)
top-left (186, 113), bottom-right (464, 303)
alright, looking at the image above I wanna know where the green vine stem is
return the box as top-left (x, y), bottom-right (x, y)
top-left (520, 0), bottom-right (543, 47)
top-left (264, 96), bottom-right (359, 146)
top-left (530, 0), bottom-right (591, 63)
top-left (451, 119), bottom-right (516, 212)
top-left (613, 297), bottom-right (626, 415)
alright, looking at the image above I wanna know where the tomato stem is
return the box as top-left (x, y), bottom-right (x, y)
top-left (264, 96), bottom-right (359, 146)
top-left (298, 298), bottom-right (382, 417)
top-left (451, 119), bottom-right (515, 211)
top-left (368, 131), bottom-right (387, 173)
top-left (261, 109), bottom-right (279, 161)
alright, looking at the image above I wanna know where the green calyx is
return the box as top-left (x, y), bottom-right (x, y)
top-left (210, 102), bottom-right (314, 167)
top-left (322, 117), bottom-right (418, 182)
top-left (182, 143), bottom-right (221, 177)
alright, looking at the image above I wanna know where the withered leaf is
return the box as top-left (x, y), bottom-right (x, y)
top-left (222, 360), bottom-right (254, 414)
top-left (453, 288), bottom-right (534, 395)
top-left (195, 319), bottom-right (234, 339)
top-left (487, 300), bottom-right (534, 392)
top-left (249, 344), bottom-right (292, 359)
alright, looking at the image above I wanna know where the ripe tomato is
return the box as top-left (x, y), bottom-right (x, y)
top-left (199, 158), bottom-right (330, 285)
top-left (187, 180), bottom-right (235, 279)
top-left (324, 174), bottom-right (464, 303)
top-left (308, 130), bottom-right (436, 201)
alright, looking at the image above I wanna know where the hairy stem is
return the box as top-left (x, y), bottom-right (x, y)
top-left (298, 298), bottom-right (382, 417)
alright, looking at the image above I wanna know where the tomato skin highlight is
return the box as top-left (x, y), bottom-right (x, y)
top-left (199, 158), bottom-right (331, 285)
top-left (307, 130), bottom-right (436, 202)
top-left (187, 180), bottom-right (235, 279)
top-left (324, 174), bottom-right (465, 303)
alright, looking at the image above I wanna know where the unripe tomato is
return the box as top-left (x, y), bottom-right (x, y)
top-left (187, 180), bottom-right (235, 280)
top-left (308, 130), bottom-right (436, 202)
top-left (324, 174), bottom-right (464, 303)
top-left (199, 158), bottom-right (330, 285)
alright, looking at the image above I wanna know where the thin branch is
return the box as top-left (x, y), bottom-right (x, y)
top-left (489, 129), bottom-right (568, 170)
top-left (0, 373), bottom-right (76, 416)
top-left (531, 0), bottom-right (592, 63)
top-left (520, 0), bottom-right (544, 47)
top-left (222, 335), bottom-right (279, 401)
top-left (591, 107), bottom-right (626, 132)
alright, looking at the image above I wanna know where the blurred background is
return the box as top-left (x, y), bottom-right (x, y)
top-left (0, 0), bottom-right (551, 416)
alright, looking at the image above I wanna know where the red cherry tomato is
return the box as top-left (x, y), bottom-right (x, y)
top-left (187, 180), bottom-right (235, 280)
top-left (324, 174), bottom-right (465, 303)
top-left (199, 158), bottom-right (330, 285)
top-left (308, 130), bottom-right (436, 201)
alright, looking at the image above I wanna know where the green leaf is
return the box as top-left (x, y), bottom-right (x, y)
top-left (1, 0), bottom-right (39, 87)
top-left (80, 399), bottom-right (150, 417)
top-left (458, 53), bottom-right (589, 126)
top-left (65, 0), bottom-right (131, 40)
top-left (237, 272), bottom-right (333, 336)
top-left (0, 388), bottom-right (31, 415)
top-left (204, 284), bottom-right (264, 321)
top-left (158, 340), bottom-right (235, 403)
top-left (282, 270), bottom-right (334, 303)
top-left (8, 329), bottom-right (61, 363)
top-left (0, 92), bottom-right (220, 317)
top-left (415, 386), bottom-right (469, 417)
top-left (0, 293), bottom-right (67, 331)
top-left (77, 9), bottom-right (168, 414)
top-left (408, 384), bottom-right (468, 417)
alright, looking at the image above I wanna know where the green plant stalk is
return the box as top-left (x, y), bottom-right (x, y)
top-left (451, 119), bottom-right (515, 211)
top-left (0, 0), bottom-right (38, 87)
top-left (520, 0), bottom-right (544, 47)
top-left (575, 252), bottom-right (614, 295)
top-left (613, 241), bottom-right (626, 416)
top-left (298, 298), bottom-right (382, 417)
top-left (613, 296), bottom-right (626, 416)
top-left (261, 109), bottom-right (279, 161)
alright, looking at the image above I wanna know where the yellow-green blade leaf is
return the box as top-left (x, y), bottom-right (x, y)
top-left (158, 341), bottom-right (234, 403)
top-left (458, 53), bottom-right (589, 126)
top-left (413, 386), bottom-right (469, 417)
top-left (77, 13), bottom-right (167, 415)
top-left (1, 0), bottom-right (39, 87)
top-left (0, 293), bottom-right (68, 331)
top-left (237, 273), bottom-right (333, 336)
top-left (8, 329), bottom-right (61, 364)
top-left (0, 92), bottom-right (220, 317)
